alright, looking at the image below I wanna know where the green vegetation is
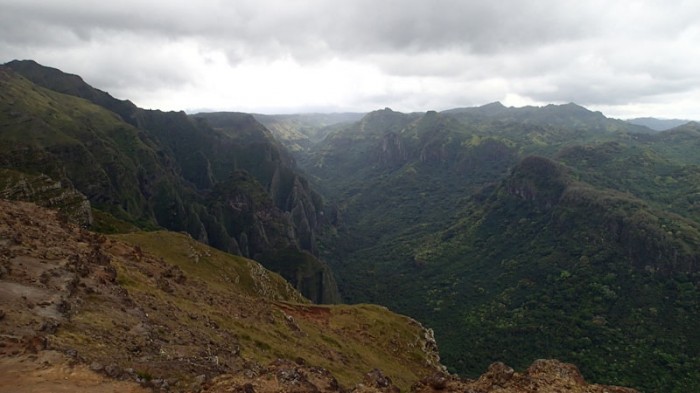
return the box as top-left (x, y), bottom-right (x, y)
top-left (4, 60), bottom-right (700, 391)
top-left (300, 105), bottom-right (700, 392)
top-left (0, 61), bottom-right (338, 303)
top-left (106, 230), bottom-right (438, 390)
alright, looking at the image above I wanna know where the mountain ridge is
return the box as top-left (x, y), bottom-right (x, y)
top-left (1, 61), bottom-right (339, 303)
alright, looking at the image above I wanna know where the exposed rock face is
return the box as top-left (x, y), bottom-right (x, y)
top-left (410, 359), bottom-right (639, 393)
top-left (378, 132), bottom-right (407, 167)
top-left (206, 171), bottom-right (340, 303)
top-left (0, 168), bottom-right (92, 226)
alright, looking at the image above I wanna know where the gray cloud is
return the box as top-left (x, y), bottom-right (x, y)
top-left (1, 0), bottom-right (700, 118)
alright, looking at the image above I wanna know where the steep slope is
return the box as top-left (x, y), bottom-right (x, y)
top-left (1, 61), bottom-right (339, 303)
top-left (0, 199), bottom-right (443, 392)
top-left (302, 109), bottom-right (519, 302)
top-left (0, 64), bottom-right (178, 225)
top-left (403, 157), bottom-right (700, 391)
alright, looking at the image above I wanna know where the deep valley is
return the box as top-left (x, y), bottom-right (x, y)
top-left (1, 60), bottom-right (699, 392)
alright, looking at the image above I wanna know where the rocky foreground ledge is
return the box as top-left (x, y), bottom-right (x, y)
top-left (205, 357), bottom-right (639, 393)
top-left (0, 351), bottom-right (637, 393)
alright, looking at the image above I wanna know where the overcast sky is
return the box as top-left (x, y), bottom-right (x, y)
top-left (1, 0), bottom-right (699, 119)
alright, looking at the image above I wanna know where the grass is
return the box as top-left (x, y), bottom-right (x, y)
top-left (101, 230), bottom-right (439, 390)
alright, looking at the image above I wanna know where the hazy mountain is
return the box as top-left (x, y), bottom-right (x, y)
top-left (251, 112), bottom-right (365, 153)
top-left (626, 117), bottom-right (691, 131)
top-left (443, 102), bottom-right (652, 134)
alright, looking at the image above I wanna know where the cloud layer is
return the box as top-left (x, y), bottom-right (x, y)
top-left (2, 0), bottom-right (699, 118)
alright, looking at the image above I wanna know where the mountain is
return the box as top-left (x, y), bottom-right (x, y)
top-left (1, 60), bottom-right (338, 303)
top-left (251, 112), bottom-right (365, 153)
top-left (626, 117), bottom-right (691, 131)
top-left (298, 105), bottom-right (700, 391)
top-left (443, 102), bottom-right (652, 134)
top-left (412, 156), bottom-right (700, 390)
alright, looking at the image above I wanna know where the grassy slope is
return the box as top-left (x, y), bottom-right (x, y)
top-left (106, 231), bottom-right (439, 390)
top-left (0, 66), bottom-right (170, 223)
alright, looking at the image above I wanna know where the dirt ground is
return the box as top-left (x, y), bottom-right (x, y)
top-left (0, 351), bottom-right (148, 393)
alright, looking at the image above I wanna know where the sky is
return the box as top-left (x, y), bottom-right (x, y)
top-left (1, 0), bottom-right (699, 119)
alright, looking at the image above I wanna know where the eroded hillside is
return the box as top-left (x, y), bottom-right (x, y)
top-left (0, 199), bottom-right (442, 391)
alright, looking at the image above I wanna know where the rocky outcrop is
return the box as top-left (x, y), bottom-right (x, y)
top-left (208, 358), bottom-right (638, 393)
top-left (0, 168), bottom-right (92, 226)
top-left (410, 359), bottom-right (638, 393)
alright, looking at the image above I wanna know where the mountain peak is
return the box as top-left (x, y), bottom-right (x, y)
top-left (480, 101), bottom-right (506, 109)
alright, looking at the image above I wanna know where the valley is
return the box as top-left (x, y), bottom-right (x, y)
top-left (1, 60), bottom-right (698, 392)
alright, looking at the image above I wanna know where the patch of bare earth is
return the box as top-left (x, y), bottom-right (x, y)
top-left (0, 351), bottom-right (148, 393)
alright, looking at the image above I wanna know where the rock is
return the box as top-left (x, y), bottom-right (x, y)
top-left (22, 336), bottom-right (47, 353)
top-left (90, 361), bottom-right (104, 372)
top-left (39, 319), bottom-right (60, 333)
top-left (361, 368), bottom-right (399, 392)
top-left (526, 359), bottom-right (585, 384)
top-left (105, 363), bottom-right (122, 378)
top-left (190, 374), bottom-right (207, 392)
top-left (425, 372), bottom-right (448, 390)
top-left (481, 361), bottom-right (514, 387)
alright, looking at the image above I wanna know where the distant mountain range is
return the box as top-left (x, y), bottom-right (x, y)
top-left (626, 117), bottom-right (692, 131)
